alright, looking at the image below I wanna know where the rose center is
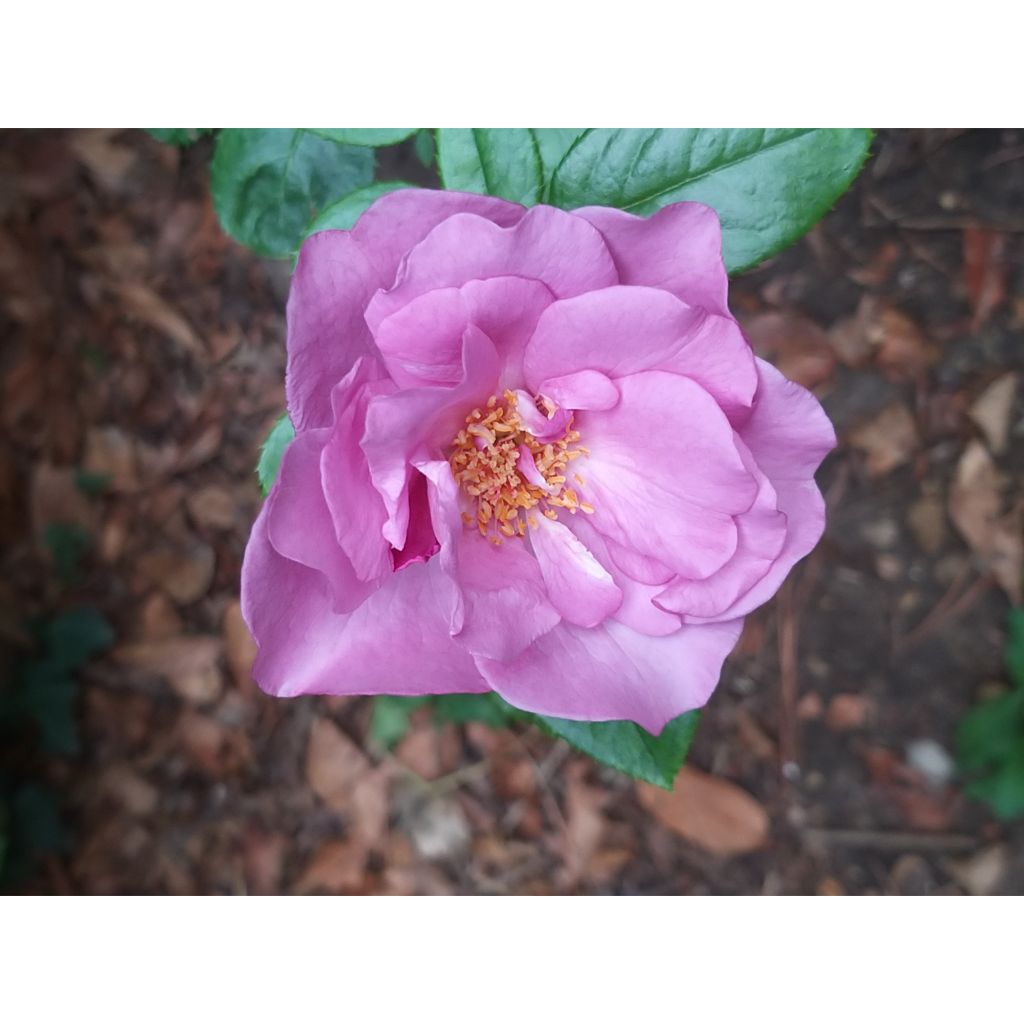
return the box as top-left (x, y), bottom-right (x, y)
top-left (447, 390), bottom-right (593, 546)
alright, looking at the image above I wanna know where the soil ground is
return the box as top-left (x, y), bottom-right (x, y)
top-left (2, 128), bottom-right (1023, 895)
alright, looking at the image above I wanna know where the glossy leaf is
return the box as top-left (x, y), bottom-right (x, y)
top-left (311, 128), bottom-right (417, 147)
top-left (531, 128), bottom-right (585, 184)
top-left (211, 129), bottom-right (374, 257)
top-left (538, 710), bottom-right (701, 789)
top-left (549, 128), bottom-right (872, 273)
top-left (305, 181), bottom-right (414, 236)
top-left (257, 415), bottom-right (295, 496)
top-left (437, 128), bottom-right (544, 205)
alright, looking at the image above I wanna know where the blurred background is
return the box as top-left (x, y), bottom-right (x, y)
top-left (1, 128), bottom-right (1022, 895)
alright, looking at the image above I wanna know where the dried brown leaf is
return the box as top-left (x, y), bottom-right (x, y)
top-left (305, 719), bottom-right (371, 812)
top-left (848, 404), bottom-right (919, 477)
top-left (638, 766), bottom-right (769, 855)
top-left (949, 441), bottom-right (1023, 604)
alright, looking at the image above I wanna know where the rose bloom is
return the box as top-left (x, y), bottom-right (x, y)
top-left (242, 189), bottom-right (834, 733)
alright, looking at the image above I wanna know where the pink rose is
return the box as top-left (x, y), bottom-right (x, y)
top-left (241, 189), bottom-right (834, 733)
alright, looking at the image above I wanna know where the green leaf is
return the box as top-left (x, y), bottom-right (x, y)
top-left (21, 665), bottom-right (78, 755)
top-left (1005, 607), bottom-right (1024, 688)
top-left (549, 128), bottom-right (873, 273)
top-left (305, 181), bottom-right (414, 236)
top-left (310, 128), bottom-right (417, 148)
top-left (211, 129), bottom-right (375, 258)
top-left (432, 692), bottom-right (523, 728)
top-left (537, 710), bottom-right (701, 788)
top-left (43, 523), bottom-right (91, 583)
top-left (437, 128), bottom-right (544, 205)
top-left (147, 128), bottom-right (211, 146)
top-left (531, 128), bottom-right (585, 185)
top-left (44, 607), bottom-right (114, 671)
top-left (413, 129), bottom-right (436, 168)
top-left (257, 415), bottom-right (295, 496)
top-left (371, 696), bottom-right (429, 749)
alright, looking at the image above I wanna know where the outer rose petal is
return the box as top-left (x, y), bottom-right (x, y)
top-left (655, 438), bottom-right (787, 620)
top-left (575, 371), bottom-right (758, 579)
top-left (372, 276), bottom-right (554, 390)
top-left (350, 188), bottom-right (525, 282)
top-left (529, 517), bottom-right (622, 628)
top-left (523, 286), bottom-right (757, 420)
top-left (286, 232), bottom-right (382, 431)
top-left (321, 358), bottom-right (394, 582)
top-left (677, 359), bottom-right (835, 624)
top-left (574, 203), bottom-right (730, 317)
top-left (478, 617), bottom-right (744, 734)
top-left (242, 506), bottom-right (488, 698)
top-left (741, 358), bottom-right (837, 481)
top-left (363, 206), bottom-right (619, 335)
top-left (266, 428), bottom-right (374, 613)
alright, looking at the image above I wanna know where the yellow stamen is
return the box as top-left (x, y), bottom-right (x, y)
top-left (446, 390), bottom-right (592, 543)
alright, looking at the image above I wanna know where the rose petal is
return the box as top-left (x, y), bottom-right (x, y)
top-left (373, 276), bottom-right (554, 390)
top-left (574, 203), bottom-right (730, 317)
top-left (570, 517), bottom-right (682, 637)
top-left (538, 369), bottom-right (619, 412)
top-left (655, 438), bottom-right (787, 620)
top-left (362, 326), bottom-right (500, 549)
top-left (286, 231), bottom-right (382, 431)
top-left (530, 517), bottom-right (622, 628)
top-left (740, 358), bottom-right (837, 480)
top-left (243, 507), bottom-right (487, 698)
top-left (478, 617), bottom-right (743, 734)
top-left (576, 371), bottom-right (757, 580)
top-left (351, 188), bottom-right (525, 283)
top-left (266, 428), bottom-right (374, 613)
top-left (418, 459), bottom-right (560, 661)
top-left (321, 358), bottom-right (394, 582)
top-left (524, 286), bottom-right (757, 421)
top-left (364, 206), bottom-right (618, 335)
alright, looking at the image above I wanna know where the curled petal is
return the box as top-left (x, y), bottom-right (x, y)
top-left (529, 517), bottom-right (622, 628)
top-left (364, 206), bottom-right (618, 335)
top-left (524, 286), bottom-right (757, 421)
top-left (574, 203), bottom-right (730, 317)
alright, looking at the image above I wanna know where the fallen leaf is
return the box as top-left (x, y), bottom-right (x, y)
top-left (70, 130), bottom-right (137, 192)
top-left (637, 766), bottom-right (769, 855)
top-left (963, 228), bottom-right (1007, 329)
top-left (137, 541), bottom-right (215, 604)
top-left (740, 311), bottom-right (836, 389)
top-left (949, 441), bottom-right (1023, 604)
top-left (825, 694), bottom-right (876, 731)
top-left (305, 718), bottom-right (371, 812)
top-left (873, 308), bottom-right (937, 379)
top-left (30, 463), bottom-right (97, 541)
top-left (223, 600), bottom-right (257, 690)
top-left (243, 830), bottom-right (287, 896)
top-left (114, 635), bottom-right (222, 676)
top-left (114, 280), bottom-right (206, 359)
top-left (848, 403), bottom-right (919, 477)
top-left (292, 841), bottom-right (367, 895)
top-left (558, 766), bottom-right (608, 886)
top-left (947, 843), bottom-right (1009, 896)
top-left (862, 746), bottom-right (954, 831)
top-left (907, 495), bottom-right (948, 555)
top-left (969, 373), bottom-right (1018, 454)
top-left (186, 484), bottom-right (237, 530)
top-left (134, 591), bottom-right (183, 641)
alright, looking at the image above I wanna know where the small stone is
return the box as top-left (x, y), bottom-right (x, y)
top-left (906, 738), bottom-right (956, 788)
top-left (948, 844), bottom-right (1009, 896)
